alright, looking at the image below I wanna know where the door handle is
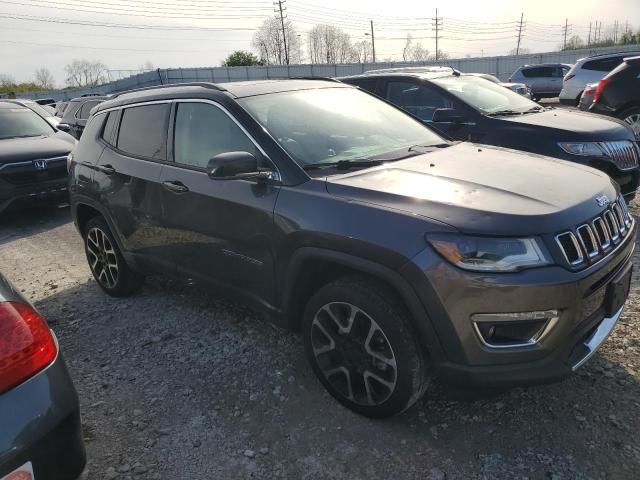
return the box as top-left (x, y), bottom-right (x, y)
top-left (162, 180), bottom-right (189, 193)
top-left (96, 164), bottom-right (116, 175)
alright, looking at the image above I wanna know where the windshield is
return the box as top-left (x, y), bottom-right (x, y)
top-left (239, 87), bottom-right (445, 167)
top-left (432, 76), bottom-right (540, 114)
top-left (0, 108), bottom-right (54, 140)
top-left (22, 101), bottom-right (54, 119)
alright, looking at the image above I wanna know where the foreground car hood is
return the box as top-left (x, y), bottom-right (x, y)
top-left (0, 132), bottom-right (76, 164)
top-left (498, 109), bottom-right (633, 140)
top-left (325, 143), bottom-right (618, 236)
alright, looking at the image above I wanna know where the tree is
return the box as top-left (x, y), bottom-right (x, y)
top-left (64, 59), bottom-right (109, 87)
top-left (252, 17), bottom-right (302, 65)
top-left (352, 40), bottom-right (372, 63)
top-left (34, 68), bottom-right (55, 89)
top-left (402, 34), bottom-right (413, 61)
top-left (561, 35), bottom-right (584, 51)
top-left (138, 61), bottom-right (155, 71)
top-left (410, 42), bottom-right (430, 62)
top-left (222, 50), bottom-right (262, 67)
top-left (307, 24), bottom-right (358, 64)
top-left (509, 47), bottom-right (530, 55)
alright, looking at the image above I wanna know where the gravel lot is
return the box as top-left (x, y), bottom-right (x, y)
top-left (1, 200), bottom-right (639, 480)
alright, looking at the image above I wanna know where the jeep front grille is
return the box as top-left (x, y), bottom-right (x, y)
top-left (600, 141), bottom-right (639, 171)
top-left (555, 195), bottom-right (633, 268)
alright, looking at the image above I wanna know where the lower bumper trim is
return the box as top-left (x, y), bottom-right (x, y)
top-left (569, 305), bottom-right (624, 371)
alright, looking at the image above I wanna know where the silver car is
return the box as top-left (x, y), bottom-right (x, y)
top-left (509, 63), bottom-right (572, 101)
top-left (466, 73), bottom-right (532, 98)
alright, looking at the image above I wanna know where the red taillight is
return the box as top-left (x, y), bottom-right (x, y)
top-left (563, 73), bottom-right (575, 82)
top-left (0, 302), bottom-right (57, 395)
top-left (593, 78), bottom-right (610, 103)
top-left (583, 84), bottom-right (597, 95)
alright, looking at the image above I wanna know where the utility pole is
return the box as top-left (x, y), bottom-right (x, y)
top-left (370, 20), bottom-right (376, 64)
top-left (275, 0), bottom-right (289, 65)
top-left (587, 22), bottom-right (592, 47)
top-left (562, 18), bottom-right (571, 50)
top-left (432, 8), bottom-right (443, 61)
top-left (515, 12), bottom-right (524, 56)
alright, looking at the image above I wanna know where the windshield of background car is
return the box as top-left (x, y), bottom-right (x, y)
top-left (239, 87), bottom-right (445, 166)
top-left (432, 76), bottom-right (540, 114)
top-left (0, 108), bottom-right (54, 140)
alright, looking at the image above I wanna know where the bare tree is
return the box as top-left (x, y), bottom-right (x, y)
top-left (64, 59), bottom-right (109, 87)
top-left (410, 42), bottom-right (430, 62)
top-left (402, 34), bottom-right (413, 61)
top-left (138, 61), bottom-right (155, 72)
top-left (353, 40), bottom-right (372, 63)
top-left (34, 68), bottom-right (55, 89)
top-left (0, 74), bottom-right (15, 88)
top-left (307, 25), bottom-right (358, 64)
top-left (252, 17), bottom-right (301, 65)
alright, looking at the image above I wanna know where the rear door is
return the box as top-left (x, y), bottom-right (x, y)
top-left (158, 100), bottom-right (280, 305)
top-left (93, 102), bottom-right (173, 273)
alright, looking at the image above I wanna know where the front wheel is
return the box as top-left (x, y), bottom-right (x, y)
top-left (619, 106), bottom-right (640, 140)
top-left (302, 276), bottom-right (430, 418)
top-left (84, 216), bottom-right (143, 296)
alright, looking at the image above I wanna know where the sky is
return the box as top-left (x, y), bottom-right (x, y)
top-left (1, 0), bottom-right (639, 86)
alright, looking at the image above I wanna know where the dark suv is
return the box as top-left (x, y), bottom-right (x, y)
top-left (58, 96), bottom-right (107, 139)
top-left (340, 71), bottom-right (640, 200)
top-left (69, 81), bottom-right (635, 418)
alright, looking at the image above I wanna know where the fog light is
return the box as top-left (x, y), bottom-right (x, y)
top-left (472, 310), bottom-right (559, 348)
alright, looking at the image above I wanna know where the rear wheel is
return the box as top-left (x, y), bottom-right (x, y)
top-left (84, 216), bottom-right (143, 296)
top-left (302, 276), bottom-right (430, 418)
top-left (619, 106), bottom-right (640, 140)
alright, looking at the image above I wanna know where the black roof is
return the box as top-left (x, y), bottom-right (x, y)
top-left (94, 79), bottom-right (349, 114)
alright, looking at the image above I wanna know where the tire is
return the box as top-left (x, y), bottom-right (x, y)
top-left (302, 276), bottom-right (430, 418)
top-left (618, 106), bottom-right (640, 140)
top-left (84, 216), bottom-right (143, 296)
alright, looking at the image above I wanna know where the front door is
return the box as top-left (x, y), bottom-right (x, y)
top-left (158, 100), bottom-right (280, 306)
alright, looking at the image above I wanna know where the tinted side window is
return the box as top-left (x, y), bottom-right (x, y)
top-left (173, 102), bottom-right (258, 169)
top-left (353, 79), bottom-right (378, 94)
top-left (102, 111), bottom-right (118, 146)
top-left (117, 104), bottom-right (169, 160)
top-left (583, 56), bottom-right (624, 72)
top-left (385, 81), bottom-right (453, 121)
top-left (78, 101), bottom-right (100, 119)
top-left (521, 68), bottom-right (539, 78)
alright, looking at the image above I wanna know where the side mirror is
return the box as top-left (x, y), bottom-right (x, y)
top-left (57, 123), bottom-right (71, 132)
top-left (432, 108), bottom-right (467, 124)
top-left (207, 151), bottom-right (272, 181)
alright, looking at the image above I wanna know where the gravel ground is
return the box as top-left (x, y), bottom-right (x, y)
top-left (0, 201), bottom-right (639, 480)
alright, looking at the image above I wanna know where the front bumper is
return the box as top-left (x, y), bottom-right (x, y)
top-left (0, 353), bottom-right (86, 480)
top-left (401, 227), bottom-right (635, 388)
top-left (0, 177), bottom-right (68, 213)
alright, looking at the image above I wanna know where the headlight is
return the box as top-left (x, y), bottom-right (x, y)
top-left (426, 234), bottom-right (551, 272)
top-left (558, 142), bottom-right (605, 157)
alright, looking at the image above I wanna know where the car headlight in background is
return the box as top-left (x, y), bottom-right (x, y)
top-left (558, 142), bottom-right (606, 157)
top-left (426, 234), bottom-right (551, 272)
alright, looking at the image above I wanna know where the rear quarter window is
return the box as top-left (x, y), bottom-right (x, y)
top-left (101, 111), bottom-right (119, 146)
top-left (116, 104), bottom-right (170, 160)
top-left (583, 56), bottom-right (625, 72)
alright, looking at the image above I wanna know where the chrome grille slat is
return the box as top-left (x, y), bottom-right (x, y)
top-left (598, 141), bottom-right (639, 171)
top-left (556, 196), bottom-right (633, 268)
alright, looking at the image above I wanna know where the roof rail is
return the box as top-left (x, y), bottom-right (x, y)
top-left (109, 82), bottom-right (226, 99)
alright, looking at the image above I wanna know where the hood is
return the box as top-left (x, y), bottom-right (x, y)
top-left (497, 108), bottom-right (634, 141)
top-left (0, 132), bottom-right (76, 164)
top-left (324, 143), bottom-right (618, 236)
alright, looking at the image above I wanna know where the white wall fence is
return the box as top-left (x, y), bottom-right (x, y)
top-left (15, 44), bottom-right (640, 101)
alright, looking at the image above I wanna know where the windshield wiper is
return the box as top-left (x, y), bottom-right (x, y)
top-left (486, 109), bottom-right (523, 117)
top-left (408, 143), bottom-right (450, 153)
top-left (302, 159), bottom-right (383, 171)
top-left (523, 106), bottom-right (544, 113)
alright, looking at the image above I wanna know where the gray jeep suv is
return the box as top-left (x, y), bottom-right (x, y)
top-left (69, 80), bottom-right (634, 418)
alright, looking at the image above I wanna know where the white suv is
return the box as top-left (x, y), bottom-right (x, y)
top-left (560, 51), bottom-right (640, 105)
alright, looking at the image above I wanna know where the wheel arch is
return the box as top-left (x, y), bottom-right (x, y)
top-left (279, 247), bottom-right (445, 362)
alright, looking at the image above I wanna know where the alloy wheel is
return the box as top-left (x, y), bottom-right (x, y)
top-left (624, 113), bottom-right (640, 140)
top-left (86, 227), bottom-right (119, 289)
top-left (310, 302), bottom-right (397, 406)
